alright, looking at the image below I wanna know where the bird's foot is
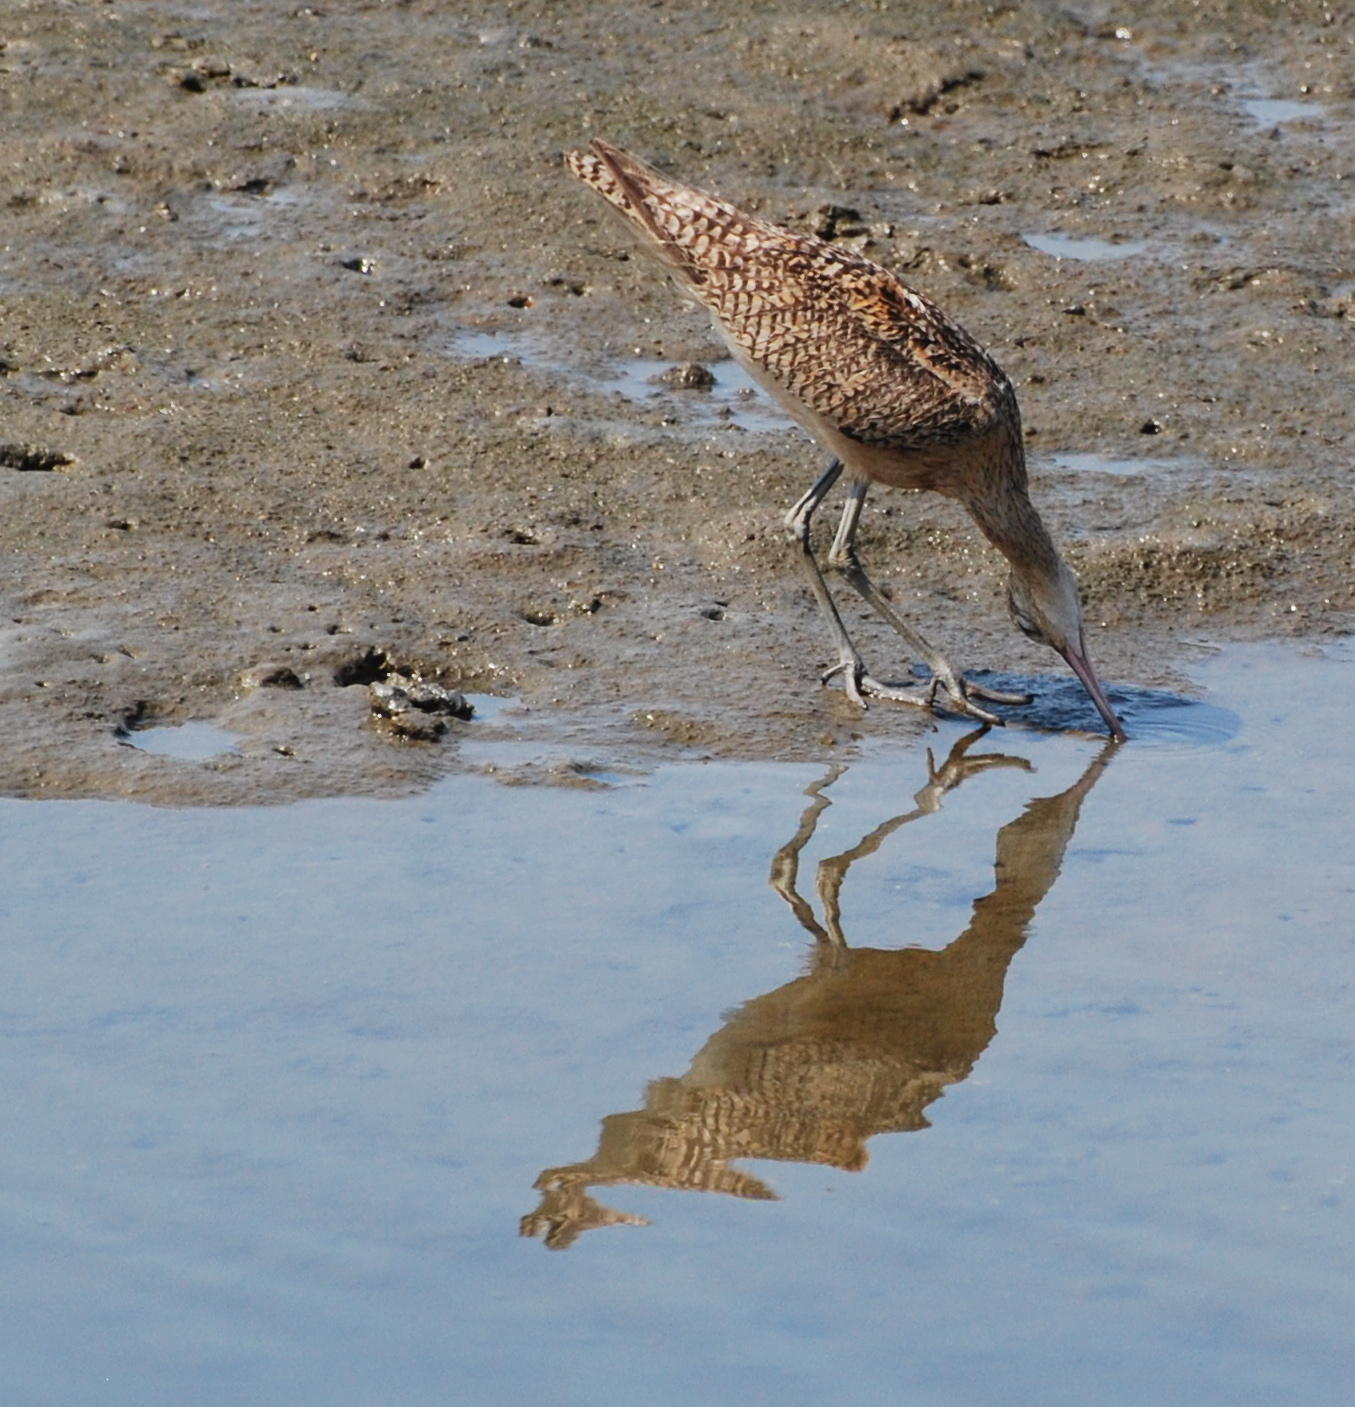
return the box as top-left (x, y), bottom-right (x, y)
top-left (954, 677), bottom-right (1032, 706)
top-left (823, 659), bottom-right (878, 709)
top-left (824, 660), bottom-right (1032, 726)
top-left (823, 660), bottom-right (967, 717)
top-left (924, 661), bottom-right (1033, 725)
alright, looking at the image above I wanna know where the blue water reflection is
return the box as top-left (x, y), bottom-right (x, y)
top-left (1, 643), bottom-right (1352, 1406)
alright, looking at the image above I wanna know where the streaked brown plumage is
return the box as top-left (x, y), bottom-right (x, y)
top-left (565, 139), bottom-right (1125, 740)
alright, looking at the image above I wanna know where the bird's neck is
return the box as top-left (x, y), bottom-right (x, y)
top-left (961, 440), bottom-right (1064, 581)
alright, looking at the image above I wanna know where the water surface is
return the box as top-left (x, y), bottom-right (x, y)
top-left (120, 722), bottom-right (243, 761)
top-left (1241, 96), bottom-right (1324, 126)
top-left (1049, 451), bottom-right (1180, 478)
top-left (1022, 232), bottom-right (1148, 261)
top-left (3, 643), bottom-right (1353, 1406)
top-left (449, 328), bottom-right (793, 434)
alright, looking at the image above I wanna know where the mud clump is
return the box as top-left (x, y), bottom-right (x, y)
top-left (370, 674), bottom-right (474, 742)
top-left (334, 648), bottom-right (397, 690)
top-left (652, 362), bottom-right (716, 391)
top-left (0, 444), bottom-right (76, 472)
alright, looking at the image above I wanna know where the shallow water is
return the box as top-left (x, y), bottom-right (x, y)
top-left (1240, 96), bottom-right (1324, 126)
top-left (4, 641), bottom-right (1355, 1406)
top-left (122, 722), bottom-right (243, 761)
top-left (1022, 233), bottom-right (1148, 262)
top-left (449, 328), bottom-right (794, 434)
top-left (1048, 450), bottom-right (1181, 478)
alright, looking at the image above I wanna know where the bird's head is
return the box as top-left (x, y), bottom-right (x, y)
top-left (1008, 558), bottom-right (1127, 741)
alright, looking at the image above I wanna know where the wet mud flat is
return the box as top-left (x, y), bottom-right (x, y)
top-left (2, 642), bottom-right (1353, 1406)
top-left (1, 0), bottom-right (1353, 802)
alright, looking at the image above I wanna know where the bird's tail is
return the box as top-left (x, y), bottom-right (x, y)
top-left (563, 140), bottom-right (647, 223)
top-left (564, 138), bottom-right (775, 284)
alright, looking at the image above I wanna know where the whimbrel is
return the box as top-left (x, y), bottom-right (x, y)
top-left (565, 140), bottom-right (1125, 741)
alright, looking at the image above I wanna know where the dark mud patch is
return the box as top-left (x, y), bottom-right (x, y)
top-left (0, 443), bottom-right (77, 472)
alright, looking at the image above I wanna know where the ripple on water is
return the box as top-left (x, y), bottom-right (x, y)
top-left (970, 671), bottom-right (1239, 748)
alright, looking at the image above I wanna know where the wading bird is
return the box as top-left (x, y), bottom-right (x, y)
top-left (566, 140), bottom-right (1125, 741)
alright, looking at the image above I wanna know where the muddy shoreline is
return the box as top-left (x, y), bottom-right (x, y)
top-left (1, 0), bottom-right (1351, 803)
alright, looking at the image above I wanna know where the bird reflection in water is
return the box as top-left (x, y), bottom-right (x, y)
top-left (520, 730), bottom-right (1117, 1249)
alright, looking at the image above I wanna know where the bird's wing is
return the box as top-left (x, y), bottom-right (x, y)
top-left (566, 141), bottom-right (1009, 453)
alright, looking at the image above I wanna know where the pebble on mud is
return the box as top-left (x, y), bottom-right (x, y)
top-left (651, 362), bottom-right (716, 390)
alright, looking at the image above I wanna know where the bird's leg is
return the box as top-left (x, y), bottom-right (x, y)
top-left (787, 461), bottom-right (942, 712)
top-left (914, 726), bottom-right (1033, 815)
top-left (785, 458), bottom-right (872, 707)
top-left (768, 765), bottom-right (844, 948)
top-left (826, 478), bottom-right (1033, 723)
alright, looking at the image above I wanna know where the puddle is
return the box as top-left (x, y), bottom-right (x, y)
top-left (454, 330), bottom-right (528, 362)
top-left (5, 642), bottom-right (1355, 1404)
top-left (1241, 96), bottom-right (1324, 126)
top-left (1048, 451), bottom-right (1180, 477)
top-left (230, 86), bottom-right (355, 112)
top-left (605, 356), bottom-right (793, 432)
top-left (450, 329), bottom-right (794, 434)
top-left (461, 692), bottom-right (520, 723)
top-left (201, 187), bottom-right (306, 243)
top-left (119, 721), bottom-right (242, 761)
top-left (1022, 233), bottom-right (1148, 261)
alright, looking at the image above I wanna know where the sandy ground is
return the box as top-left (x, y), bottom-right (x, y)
top-left (0, 0), bottom-right (1351, 803)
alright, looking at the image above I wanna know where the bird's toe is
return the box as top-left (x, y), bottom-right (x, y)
top-left (965, 680), bottom-right (1034, 707)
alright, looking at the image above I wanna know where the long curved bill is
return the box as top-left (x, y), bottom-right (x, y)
top-left (1059, 643), bottom-right (1128, 742)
